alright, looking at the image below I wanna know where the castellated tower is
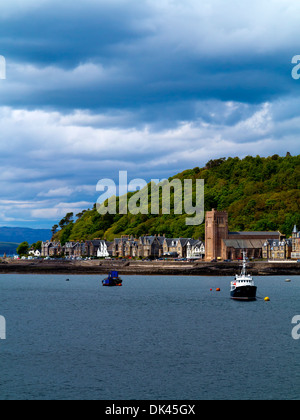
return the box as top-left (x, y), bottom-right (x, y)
top-left (205, 209), bottom-right (228, 261)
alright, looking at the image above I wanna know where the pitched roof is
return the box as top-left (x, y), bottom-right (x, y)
top-left (264, 239), bottom-right (292, 246)
top-left (187, 239), bottom-right (204, 246)
top-left (223, 239), bottom-right (267, 249)
top-left (140, 235), bottom-right (164, 245)
top-left (229, 231), bottom-right (280, 236)
top-left (164, 238), bottom-right (194, 247)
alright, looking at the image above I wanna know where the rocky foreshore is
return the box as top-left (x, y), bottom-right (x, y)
top-left (0, 259), bottom-right (299, 276)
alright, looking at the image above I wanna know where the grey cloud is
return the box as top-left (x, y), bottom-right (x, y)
top-left (1, 0), bottom-right (299, 115)
top-left (0, 0), bottom-right (300, 228)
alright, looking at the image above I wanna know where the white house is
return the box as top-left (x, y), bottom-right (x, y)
top-left (29, 249), bottom-right (41, 257)
top-left (97, 240), bottom-right (110, 258)
top-left (186, 239), bottom-right (205, 259)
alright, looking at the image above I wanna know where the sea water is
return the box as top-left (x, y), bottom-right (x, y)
top-left (0, 274), bottom-right (299, 400)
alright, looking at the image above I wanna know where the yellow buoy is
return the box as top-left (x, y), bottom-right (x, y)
top-left (264, 297), bottom-right (270, 302)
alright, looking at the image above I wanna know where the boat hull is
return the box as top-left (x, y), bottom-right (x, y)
top-left (230, 285), bottom-right (257, 301)
top-left (102, 279), bottom-right (122, 287)
top-left (102, 283), bottom-right (122, 287)
top-left (102, 270), bottom-right (122, 287)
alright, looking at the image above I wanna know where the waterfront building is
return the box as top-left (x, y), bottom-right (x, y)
top-left (64, 241), bottom-right (86, 257)
top-left (205, 209), bottom-right (282, 260)
top-left (163, 238), bottom-right (185, 258)
top-left (186, 239), bottom-right (205, 260)
top-left (262, 239), bottom-right (292, 260)
top-left (41, 241), bottom-right (62, 257)
top-left (112, 236), bottom-right (131, 258)
top-left (85, 239), bottom-right (112, 258)
top-left (124, 237), bottom-right (139, 258)
top-left (64, 241), bottom-right (77, 257)
top-left (291, 225), bottom-right (300, 260)
top-left (138, 235), bottom-right (164, 258)
top-left (29, 249), bottom-right (41, 258)
top-left (97, 240), bottom-right (112, 258)
top-left (163, 237), bottom-right (204, 259)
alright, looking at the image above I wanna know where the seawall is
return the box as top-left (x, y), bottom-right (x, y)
top-left (0, 260), bottom-right (299, 276)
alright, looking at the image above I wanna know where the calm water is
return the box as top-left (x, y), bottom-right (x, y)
top-left (0, 274), bottom-right (300, 400)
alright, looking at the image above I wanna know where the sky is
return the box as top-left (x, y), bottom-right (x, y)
top-left (0, 0), bottom-right (300, 228)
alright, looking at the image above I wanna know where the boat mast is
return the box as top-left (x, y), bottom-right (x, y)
top-left (241, 250), bottom-right (247, 276)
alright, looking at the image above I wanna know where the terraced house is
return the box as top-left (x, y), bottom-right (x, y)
top-left (292, 225), bottom-right (300, 260)
top-left (111, 236), bottom-right (134, 258)
top-left (138, 235), bottom-right (165, 258)
top-left (42, 235), bottom-right (205, 259)
top-left (64, 241), bottom-right (86, 258)
top-left (262, 239), bottom-right (292, 260)
top-left (111, 235), bottom-right (165, 258)
top-left (41, 241), bottom-right (62, 257)
top-left (162, 238), bottom-right (204, 258)
top-left (263, 225), bottom-right (300, 261)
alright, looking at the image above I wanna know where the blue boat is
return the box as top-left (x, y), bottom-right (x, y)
top-left (102, 270), bottom-right (123, 287)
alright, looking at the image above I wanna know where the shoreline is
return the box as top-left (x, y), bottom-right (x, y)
top-left (0, 260), bottom-right (299, 276)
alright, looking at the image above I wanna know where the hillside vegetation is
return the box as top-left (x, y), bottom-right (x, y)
top-left (53, 154), bottom-right (300, 244)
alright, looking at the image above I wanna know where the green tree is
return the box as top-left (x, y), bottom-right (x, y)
top-left (17, 242), bottom-right (29, 256)
top-left (51, 224), bottom-right (59, 235)
top-left (32, 241), bottom-right (42, 252)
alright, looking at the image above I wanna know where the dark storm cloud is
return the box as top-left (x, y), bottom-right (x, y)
top-left (1, 0), bottom-right (299, 116)
top-left (0, 0), bottom-right (300, 227)
top-left (0, 1), bottom-right (149, 67)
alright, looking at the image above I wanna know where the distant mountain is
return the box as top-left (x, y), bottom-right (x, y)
top-left (0, 242), bottom-right (20, 256)
top-left (0, 227), bottom-right (52, 244)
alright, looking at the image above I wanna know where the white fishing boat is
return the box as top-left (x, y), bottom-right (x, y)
top-left (230, 252), bottom-right (257, 301)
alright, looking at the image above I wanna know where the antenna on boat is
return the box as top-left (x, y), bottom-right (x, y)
top-left (241, 250), bottom-right (247, 276)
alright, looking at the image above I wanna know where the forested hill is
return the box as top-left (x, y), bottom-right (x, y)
top-left (53, 154), bottom-right (300, 244)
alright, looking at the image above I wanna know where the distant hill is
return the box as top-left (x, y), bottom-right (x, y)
top-left (0, 242), bottom-right (20, 256)
top-left (0, 227), bottom-right (51, 244)
top-left (52, 154), bottom-right (300, 243)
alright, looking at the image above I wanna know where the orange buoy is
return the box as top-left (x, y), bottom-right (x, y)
top-left (216, 288), bottom-right (221, 292)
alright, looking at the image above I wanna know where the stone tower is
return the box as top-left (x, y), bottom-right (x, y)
top-left (205, 209), bottom-right (228, 260)
top-left (292, 225), bottom-right (298, 255)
